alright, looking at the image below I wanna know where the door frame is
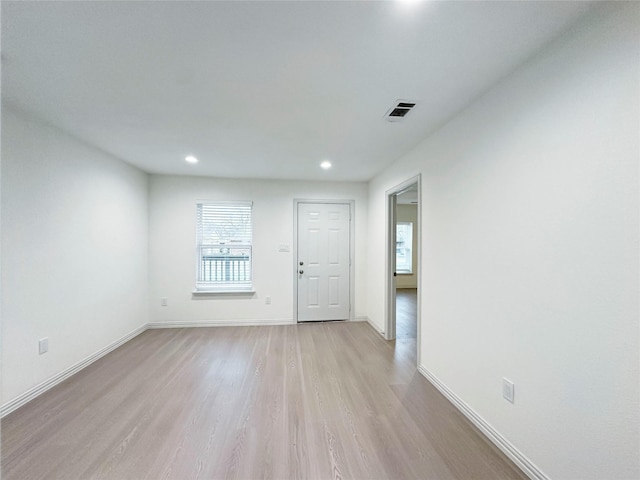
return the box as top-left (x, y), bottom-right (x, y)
top-left (385, 175), bottom-right (422, 363)
top-left (293, 199), bottom-right (355, 323)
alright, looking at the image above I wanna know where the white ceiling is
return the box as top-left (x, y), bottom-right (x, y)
top-left (2, 1), bottom-right (596, 182)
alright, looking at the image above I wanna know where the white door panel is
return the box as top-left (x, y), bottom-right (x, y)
top-left (297, 203), bottom-right (350, 322)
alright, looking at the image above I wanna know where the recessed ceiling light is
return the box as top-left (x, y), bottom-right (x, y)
top-left (185, 155), bottom-right (198, 164)
top-left (320, 160), bottom-right (332, 170)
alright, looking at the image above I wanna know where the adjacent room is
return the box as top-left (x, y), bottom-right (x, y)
top-left (2, 1), bottom-right (638, 479)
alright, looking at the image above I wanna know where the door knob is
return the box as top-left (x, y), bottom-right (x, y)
top-left (299, 270), bottom-right (304, 274)
top-left (299, 261), bottom-right (304, 266)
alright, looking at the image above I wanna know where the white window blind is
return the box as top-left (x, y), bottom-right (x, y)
top-left (196, 201), bottom-right (253, 291)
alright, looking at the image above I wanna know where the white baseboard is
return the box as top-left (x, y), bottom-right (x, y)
top-left (362, 316), bottom-right (385, 337)
top-left (147, 319), bottom-right (295, 329)
top-left (1, 324), bottom-right (148, 418)
top-left (417, 365), bottom-right (547, 480)
top-left (351, 315), bottom-right (368, 322)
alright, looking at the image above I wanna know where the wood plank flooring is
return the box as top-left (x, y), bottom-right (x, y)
top-left (396, 288), bottom-right (417, 341)
top-left (2, 322), bottom-right (527, 480)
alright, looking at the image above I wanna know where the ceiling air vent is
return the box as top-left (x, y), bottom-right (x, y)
top-left (385, 100), bottom-right (417, 122)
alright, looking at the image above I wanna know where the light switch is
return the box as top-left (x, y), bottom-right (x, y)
top-left (39, 338), bottom-right (49, 355)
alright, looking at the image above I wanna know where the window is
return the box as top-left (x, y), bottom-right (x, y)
top-left (196, 201), bottom-right (253, 292)
top-left (396, 222), bottom-right (413, 274)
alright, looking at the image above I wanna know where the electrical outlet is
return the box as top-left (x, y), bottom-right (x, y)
top-left (503, 378), bottom-right (515, 403)
top-left (39, 338), bottom-right (49, 355)
top-left (265, 296), bottom-right (272, 305)
top-left (161, 298), bottom-right (168, 307)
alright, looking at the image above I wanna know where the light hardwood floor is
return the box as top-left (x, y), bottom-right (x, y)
top-left (2, 320), bottom-right (526, 479)
top-left (395, 288), bottom-right (417, 342)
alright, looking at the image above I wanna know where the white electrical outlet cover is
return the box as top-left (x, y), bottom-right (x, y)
top-left (502, 378), bottom-right (515, 403)
top-left (39, 338), bottom-right (49, 355)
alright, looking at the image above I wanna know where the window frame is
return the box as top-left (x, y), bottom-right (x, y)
top-left (194, 201), bottom-right (254, 294)
top-left (395, 221), bottom-right (413, 275)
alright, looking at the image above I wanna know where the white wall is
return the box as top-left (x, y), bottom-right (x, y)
top-left (368, 3), bottom-right (639, 479)
top-left (149, 175), bottom-right (367, 325)
top-left (1, 107), bottom-right (149, 405)
top-left (396, 204), bottom-right (418, 289)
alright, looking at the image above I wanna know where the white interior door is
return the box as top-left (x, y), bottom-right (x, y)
top-left (297, 202), bottom-right (351, 322)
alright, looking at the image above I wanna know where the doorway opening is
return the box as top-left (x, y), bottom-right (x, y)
top-left (386, 176), bottom-right (421, 364)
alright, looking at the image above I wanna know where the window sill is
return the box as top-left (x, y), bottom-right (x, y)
top-left (192, 289), bottom-right (256, 296)
top-left (396, 271), bottom-right (413, 275)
